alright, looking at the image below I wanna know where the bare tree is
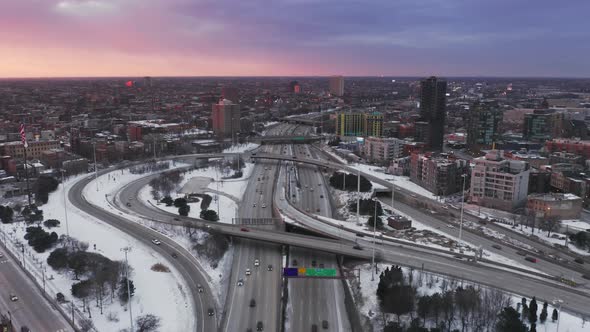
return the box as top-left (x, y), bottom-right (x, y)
top-left (136, 314), bottom-right (161, 332)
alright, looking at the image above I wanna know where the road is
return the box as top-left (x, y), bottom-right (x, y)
top-left (69, 172), bottom-right (217, 332)
top-left (0, 244), bottom-right (73, 332)
top-left (285, 141), bottom-right (352, 331)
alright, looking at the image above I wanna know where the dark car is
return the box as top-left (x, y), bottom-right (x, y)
top-left (292, 259), bottom-right (298, 266)
top-left (574, 258), bottom-right (584, 264)
top-left (516, 251), bottom-right (526, 256)
top-left (311, 324), bottom-right (318, 332)
top-left (525, 256), bottom-right (537, 263)
top-left (257, 321), bottom-right (264, 331)
top-left (356, 233), bottom-right (365, 237)
top-left (250, 299), bottom-right (256, 307)
top-left (208, 308), bottom-right (214, 316)
top-left (240, 228), bottom-right (250, 232)
top-left (491, 244), bottom-right (502, 250)
top-left (171, 252), bottom-right (178, 259)
top-left (322, 320), bottom-right (329, 329)
top-left (353, 244), bottom-right (363, 250)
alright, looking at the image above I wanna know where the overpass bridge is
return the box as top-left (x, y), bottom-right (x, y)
top-left (249, 135), bottom-right (323, 144)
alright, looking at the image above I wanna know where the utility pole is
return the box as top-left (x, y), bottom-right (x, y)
top-left (391, 178), bottom-right (395, 212)
top-left (121, 247), bottom-right (133, 331)
top-left (459, 173), bottom-right (467, 240)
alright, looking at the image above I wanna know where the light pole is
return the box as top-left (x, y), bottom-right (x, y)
top-left (356, 170), bottom-right (360, 225)
top-left (121, 247), bottom-right (133, 331)
top-left (93, 140), bottom-right (99, 192)
top-left (553, 299), bottom-right (563, 332)
top-left (391, 178), bottom-right (395, 213)
top-left (371, 198), bottom-right (377, 281)
top-left (459, 173), bottom-right (467, 240)
top-left (61, 170), bottom-right (70, 243)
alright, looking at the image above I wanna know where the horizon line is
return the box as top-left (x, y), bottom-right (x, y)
top-left (1, 75), bottom-right (590, 80)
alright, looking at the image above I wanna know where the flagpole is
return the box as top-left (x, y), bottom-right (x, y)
top-left (23, 143), bottom-right (31, 206)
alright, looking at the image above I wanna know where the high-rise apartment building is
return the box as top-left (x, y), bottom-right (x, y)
top-left (419, 76), bottom-right (447, 151)
top-left (467, 101), bottom-right (503, 149)
top-left (470, 150), bottom-right (530, 211)
top-left (329, 76), bottom-right (344, 96)
top-left (335, 112), bottom-right (383, 137)
top-left (211, 99), bottom-right (241, 141)
top-left (221, 86), bottom-right (239, 103)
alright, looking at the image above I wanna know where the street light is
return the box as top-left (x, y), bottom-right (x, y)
top-left (459, 173), bottom-right (467, 241)
top-left (552, 299), bottom-right (563, 332)
top-left (371, 198), bottom-right (378, 281)
top-left (120, 247), bottom-right (133, 332)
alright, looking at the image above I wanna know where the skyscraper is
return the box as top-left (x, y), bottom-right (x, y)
top-left (467, 101), bottom-right (503, 149)
top-left (419, 76), bottom-right (447, 151)
top-left (211, 99), bottom-right (241, 142)
top-left (329, 75), bottom-right (344, 96)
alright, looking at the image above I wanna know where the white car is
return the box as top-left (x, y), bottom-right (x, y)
top-left (237, 279), bottom-right (244, 286)
top-left (253, 203), bottom-right (257, 207)
top-left (261, 204), bottom-right (266, 208)
top-left (446, 224), bottom-right (455, 229)
top-left (10, 294), bottom-right (18, 302)
top-left (0, 252), bottom-right (3, 258)
top-left (151, 239), bottom-right (162, 245)
top-left (246, 269), bottom-right (251, 276)
top-left (254, 259), bottom-right (260, 267)
top-left (198, 284), bottom-right (204, 293)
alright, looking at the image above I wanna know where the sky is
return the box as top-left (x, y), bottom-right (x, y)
top-left (1, 0), bottom-right (590, 78)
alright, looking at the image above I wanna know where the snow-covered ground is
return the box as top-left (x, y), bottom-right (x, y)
top-left (1, 171), bottom-right (195, 332)
top-left (222, 143), bottom-right (260, 153)
top-left (320, 146), bottom-right (349, 164)
top-left (351, 262), bottom-right (587, 332)
top-left (496, 223), bottom-right (590, 256)
top-left (561, 219), bottom-right (590, 233)
top-left (348, 163), bottom-right (438, 200)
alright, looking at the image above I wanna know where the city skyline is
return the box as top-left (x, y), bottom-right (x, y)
top-left (2, 0), bottom-right (590, 78)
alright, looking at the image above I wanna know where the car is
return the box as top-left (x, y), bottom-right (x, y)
top-left (320, 195), bottom-right (324, 198)
top-left (356, 233), bottom-right (365, 237)
top-left (353, 244), bottom-right (363, 250)
top-left (151, 239), bottom-right (161, 245)
top-left (322, 320), bottom-right (329, 329)
top-left (318, 183), bottom-right (322, 186)
top-left (319, 263), bottom-right (325, 268)
top-left (9, 294), bottom-right (18, 301)
top-left (257, 177), bottom-right (260, 181)
top-left (316, 208), bottom-right (320, 212)
top-left (305, 184), bottom-right (308, 188)
top-left (525, 256), bottom-right (537, 263)
top-left (261, 204), bottom-right (266, 208)
top-left (257, 321), bottom-right (263, 331)
top-left (250, 299), bottom-right (256, 307)
top-left (311, 260), bottom-right (317, 267)
top-left (574, 258), bottom-right (584, 264)
top-left (20, 327), bottom-right (30, 332)
top-left (246, 269), bottom-right (251, 276)
top-left (310, 188), bottom-right (314, 192)
top-left (241, 228), bottom-right (250, 232)
top-left (292, 259), bottom-right (298, 266)
top-left (254, 259), bottom-right (260, 266)
top-left (311, 324), bottom-right (318, 332)
top-left (267, 264), bottom-right (273, 271)
top-left (492, 244), bottom-right (502, 250)
top-left (446, 224), bottom-right (455, 228)
top-left (208, 308), bottom-right (214, 316)
top-left (237, 279), bottom-right (244, 286)
top-left (174, 217), bottom-right (180, 221)
top-left (198, 284), bottom-right (204, 293)
top-left (454, 254), bottom-right (464, 260)
top-left (253, 203), bottom-right (257, 207)
top-left (171, 252), bottom-right (178, 259)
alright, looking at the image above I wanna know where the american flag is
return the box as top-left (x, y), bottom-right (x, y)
top-left (19, 123), bottom-right (28, 148)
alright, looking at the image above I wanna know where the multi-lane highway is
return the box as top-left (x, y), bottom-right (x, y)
top-left (223, 143), bottom-right (283, 332)
top-left (69, 172), bottom-right (217, 332)
top-left (0, 245), bottom-right (73, 332)
top-left (285, 141), bottom-right (352, 331)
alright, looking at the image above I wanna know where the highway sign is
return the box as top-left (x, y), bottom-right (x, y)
top-left (283, 267), bottom-right (337, 278)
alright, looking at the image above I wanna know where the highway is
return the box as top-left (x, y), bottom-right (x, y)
top-left (285, 140), bottom-right (352, 331)
top-left (0, 244), bottom-right (73, 332)
top-left (69, 172), bottom-right (218, 332)
top-left (223, 143), bottom-right (283, 332)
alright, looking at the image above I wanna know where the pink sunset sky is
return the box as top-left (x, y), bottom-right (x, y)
top-left (1, 0), bottom-right (589, 78)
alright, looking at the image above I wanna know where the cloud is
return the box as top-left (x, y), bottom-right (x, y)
top-left (55, 0), bottom-right (117, 16)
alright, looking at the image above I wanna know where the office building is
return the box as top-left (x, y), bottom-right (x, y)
top-left (329, 76), bottom-right (344, 97)
top-left (467, 101), bottom-right (503, 149)
top-left (211, 99), bottom-right (241, 140)
top-left (334, 112), bottom-right (383, 137)
top-left (470, 150), bottom-right (530, 211)
top-left (523, 109), bottom-right (564, 142)
top-left (0, 140), bottom-right (60, 160)
top-left (419, 76), bottom-right (447, 151)
top-left (410, 152), bottom-right (469, 196)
